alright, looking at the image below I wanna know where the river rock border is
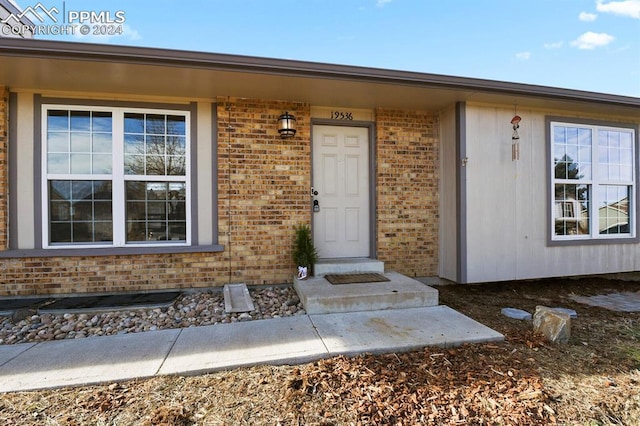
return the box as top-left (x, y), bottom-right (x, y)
top-left (0, 286), bottom-right (304, 345)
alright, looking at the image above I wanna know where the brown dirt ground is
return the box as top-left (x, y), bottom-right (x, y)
top-left (0, 277), bottom-right (639, 425)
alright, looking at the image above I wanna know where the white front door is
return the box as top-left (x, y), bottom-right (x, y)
top-left (312, 125), bottom-right (370, 258)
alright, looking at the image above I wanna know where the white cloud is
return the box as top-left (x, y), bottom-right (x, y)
top-left (516, 51), bottom-right (531, 60)
top-left (579, 11), bottom-right (598, 21)
top-left (570, 31), bottom-right (615, 49)
top-left (544, 41), bottom-right (564, 49)
top-left (376, 0), bottom-right (392, 7)
top-left (596, 0), bottom-right (640, 18)
top-left (74, 24), bottom-right (141, 42)
top-left (123, 25), bottom-right (141, 41)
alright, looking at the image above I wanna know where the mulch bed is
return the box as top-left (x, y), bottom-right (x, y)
top-left (285, 336), bottom-right (554, 425)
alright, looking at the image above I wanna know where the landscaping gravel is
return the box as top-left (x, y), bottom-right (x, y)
top-left (0, 286), bottom-right (304, 345)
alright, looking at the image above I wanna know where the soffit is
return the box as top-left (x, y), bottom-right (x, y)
top-left (0, 40), bottom-right (639, 117)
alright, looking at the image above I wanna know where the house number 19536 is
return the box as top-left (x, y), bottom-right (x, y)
top-left (330, 111), bottom-right (353, 120)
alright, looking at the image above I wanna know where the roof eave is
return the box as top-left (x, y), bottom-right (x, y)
top-left (0, 38), bottom-right (639, 109)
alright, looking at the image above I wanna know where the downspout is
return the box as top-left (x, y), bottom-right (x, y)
top-left (226, 99), bottom-right (233, 285)
top-left (456, 102), bottom-right (467, 284)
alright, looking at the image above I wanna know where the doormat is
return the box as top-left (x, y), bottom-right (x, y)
top-left (325, 273), bottom-right (390, 285)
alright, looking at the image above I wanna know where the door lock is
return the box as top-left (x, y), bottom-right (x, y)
top-left (311, 186), bottom-right (318, 196)
top-left (313, 199), bottom-right (320, 212)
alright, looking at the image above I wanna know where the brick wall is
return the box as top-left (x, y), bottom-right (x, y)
top-left (375, 108), bottom-right (439, 277)
top-left (216, 98), bottom-right (312, 285)
top-left (0, 96), bottom-right (439, 296)
top-left (0, 97), bottom-right (311, 296)
top-left (0, 254), bottom-right (231, 295)
top-left (0, 86), bottom-right (8, 250)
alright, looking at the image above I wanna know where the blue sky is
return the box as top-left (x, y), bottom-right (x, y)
top-left (15, 0), bottom-right (640, 97)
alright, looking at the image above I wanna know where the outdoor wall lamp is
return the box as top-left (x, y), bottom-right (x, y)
top-left (277, 111), bottom-right (297, 138)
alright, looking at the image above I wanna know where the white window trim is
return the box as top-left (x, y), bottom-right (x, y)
top-left (41, 104), bottom-right (192, 249)
top-left (550, 120), bottom-right (636, 242)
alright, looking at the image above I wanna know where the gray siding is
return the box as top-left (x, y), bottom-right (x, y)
top-left (438, 106), bottom-right (458, 281)
top-left (463, 103), bottom-right (640, 282)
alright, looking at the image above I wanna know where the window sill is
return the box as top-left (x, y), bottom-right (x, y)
top-left (548, 237), bottom-right (639, 246)
top-left (0, 244), bottom-right (225, 258)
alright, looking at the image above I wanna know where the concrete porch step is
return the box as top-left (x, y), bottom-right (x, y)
top-left (314, 258), bottom-right (384, 276)
top-left (294, 271), bottom-right (439, 314)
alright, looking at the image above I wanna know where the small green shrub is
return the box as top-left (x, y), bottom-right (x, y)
top-left (292, 224), bottom-right (318, 273)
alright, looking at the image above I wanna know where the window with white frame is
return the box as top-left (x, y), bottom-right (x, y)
top-left (551, 121), bottom-right (635, 241)
top-left (43, 105), bottom-right (190, 248)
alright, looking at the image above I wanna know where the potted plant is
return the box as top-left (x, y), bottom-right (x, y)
top-left (292, 224), bottom-right (318, 279)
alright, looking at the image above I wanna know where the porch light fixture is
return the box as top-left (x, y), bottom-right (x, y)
top-left (277, 111), bottom-right (297, 138)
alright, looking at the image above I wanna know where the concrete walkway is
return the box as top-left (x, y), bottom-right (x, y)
top-left (0, 305), bottom-right (502, 393)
